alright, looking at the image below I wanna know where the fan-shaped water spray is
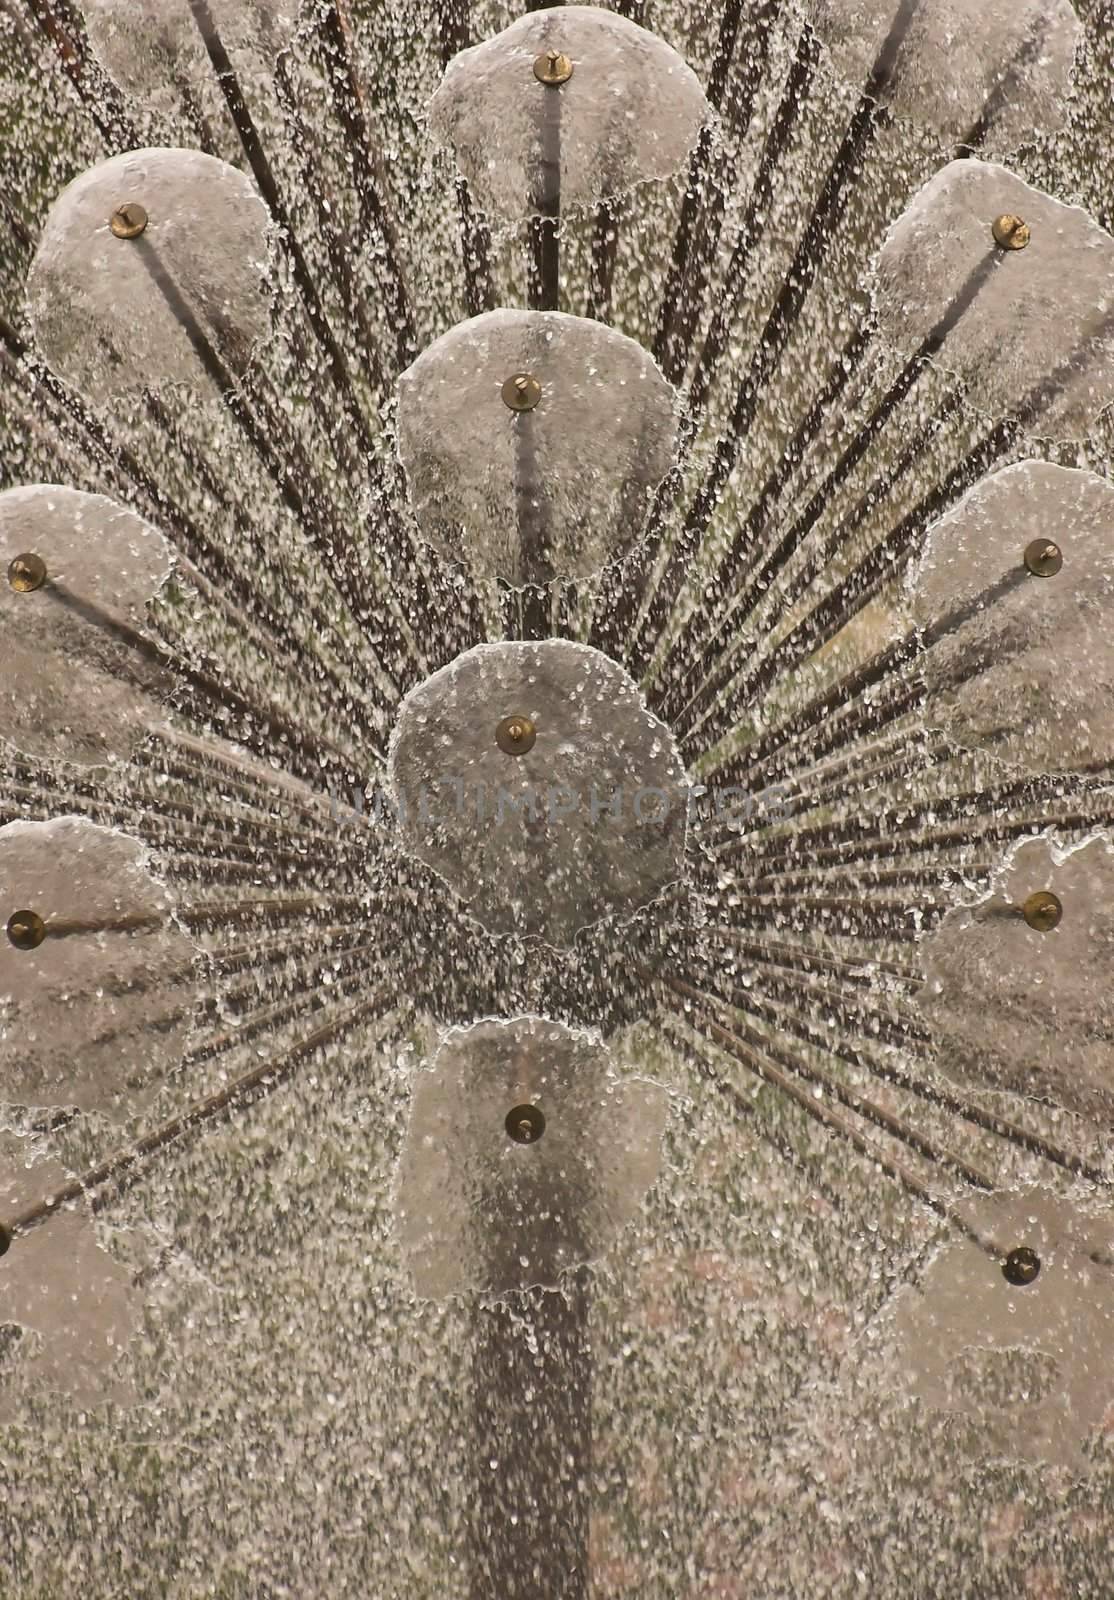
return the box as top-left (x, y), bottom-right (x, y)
top-left (1, 1), bottom-right (1114, 1595)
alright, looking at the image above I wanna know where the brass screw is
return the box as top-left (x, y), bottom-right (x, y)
top-left (7, 552), bottom-right (47, 592)
top-left (505, 1104), bottom-right (546, 1144)
top-left (109, 201), bottom-right (149, 240)
top-left (6, 909), bottom-right (46, 951)
top-left (1021, 890), bottom-right (1062, 932)
top-left (501, 372), bottom-right (543, 413)
top-left (496, 714), bottom-right (537, 756)
top-left (992, 214), bottom-right (1030, 251)
top-left (1002, 1246), bottom-right (1041, 1287)
top-left (533, 49), bottom-right (573, 86)
top-left (1023, 539), bottom-right (1063, 578)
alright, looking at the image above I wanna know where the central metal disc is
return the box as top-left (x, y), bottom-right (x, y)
top-left (387, 640), bottom-right (689, 946)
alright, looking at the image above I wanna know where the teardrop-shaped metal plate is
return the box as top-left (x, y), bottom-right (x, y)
top-left (28, 147), bottom-right (273, 404)
top-left (911, 461), bottom-right (1114, 772)
top-left (874, 162), bottom-right (1114, 440)
top-left (397, 310), bottom-right (678, 586)
top-left (430, 5), bottom-right (710, 220)
top-left (396, 1015), bottom-right (668, 1299)
top-left (0, 485), bottom-right (174, 767)
top-left (0, 817), bottom-right (198, 1117)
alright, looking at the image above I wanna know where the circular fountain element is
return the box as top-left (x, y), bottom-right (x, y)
top-left (0, 1157), bottom-right (137, 1416)
top-left (807, 0), bottom-right (1080, 150)
top-left (874, 162), bottom-right (1114, 440)
top-left (396, 310), bottom-right (678, 586)
top-left (888, 1187), bottom-right (1114, 1470)
top-left (83, 0), bottom-right (301, 108)
top-left (917, 834), bottom-right (1114, 1122)
top-left (0, 818), bottom-right (198, 1118)
top-left (911, 461), bottom-right (1114, 773)
top-left (0, 485), bottom-right (174, 767)
top-left (388, 640), bottom-right (690, 945)
top-left (396, 1016), bottom-right (668, 1299)
top-left (28, 147), bottom-right (272, 405)
top-left (430, 4), bottom-right (710, 221)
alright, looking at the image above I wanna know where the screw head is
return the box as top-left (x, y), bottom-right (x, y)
top-left (6, 909), bottom-right (46, 951)
top-left (992, 214), bottom-right (1030, 251)
top-left (1021, 890), bottom-right (1062, 933)
top-left (0, 1224), bottom-right (10, 1258)
top-left (496, 714), bottom-right (537, 756)
top-left (534, 49), bottom-right (573, 86)
top-left (1002, 1246), bottom-right (1041, 1287)
top-left (6, 552), bottom-right (47, 592)
top-left (109, 201), bottom-right (149, 240)
top-left (501, 372), bottom-right (543, 413)
top-left (1023, 539), bottom-right (1063, 578)
top-left (506, 1103), bottom-right (546, 1144)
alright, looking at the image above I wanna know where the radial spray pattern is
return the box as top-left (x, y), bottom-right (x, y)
top-left (1, 2), bottom-right (1114, 1597)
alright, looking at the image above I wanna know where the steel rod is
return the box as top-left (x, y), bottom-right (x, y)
top-left (652, 0), bottom-right (773, 384)
top-left (585, 197), bottom-right (621, 324)
top-left (683, 946), bottom-right (1112, 1188)
top-left (0, 989), bottom-right (391, 1243)
top-left (623, 0), bottom-right (926, 678)
top-left (134, 237), bottom-right (422, 695)
top-left (683, 23), bottom-right (821, 412)
top-left (654, 976), bottom-right (994, 1242)
top-left (651, 321), bottom-right (874, 715)
top-left (1, 314), bottom-right (377, 777)
top-left (695, 411), bottom-right (1020, 760)
top-left (317, 0), bottom-right (417, 367)
top-left (15, 0), bottom-right (138, 148)
top-left (672, 248), bottom-right (1003, 731)
top-left (186, 0), bottom-right (380, 462)
top-left (470, 1273), bottom-right (591, 1600)
top-left (528, 59), bottom-right (562, 314)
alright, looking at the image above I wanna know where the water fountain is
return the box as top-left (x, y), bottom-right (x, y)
top-left (1, 2), bottom-right (1113, 1594)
